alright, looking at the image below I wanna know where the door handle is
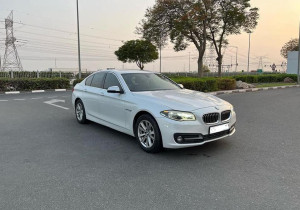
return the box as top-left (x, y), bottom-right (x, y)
top-left (99, 92), bottom-right (104, 96)
top-left (83, 89), bottom-right (87, 92)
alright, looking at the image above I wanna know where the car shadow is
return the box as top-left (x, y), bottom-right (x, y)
top-left (85, 120), bottom-right (232, 158)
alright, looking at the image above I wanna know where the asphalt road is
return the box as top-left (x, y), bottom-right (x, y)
top-left (0, 89), bottom-right (299, 210)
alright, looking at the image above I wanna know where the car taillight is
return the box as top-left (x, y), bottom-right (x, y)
top-left (72, 88), bottom-right (74, 92)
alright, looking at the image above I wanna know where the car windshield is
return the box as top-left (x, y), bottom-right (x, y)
top-left (121, 73), bottom-right (180, 92)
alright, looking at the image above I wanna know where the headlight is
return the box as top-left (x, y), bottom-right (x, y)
top-left (160, 110), bottom-right (196, 121)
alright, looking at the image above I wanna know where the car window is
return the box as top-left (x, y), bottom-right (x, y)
top-left (121, 73), bottom-right (180, 92)
top-left (85, 75), bottom-right (94, 86)
top-left (90, 72), bottom-right (106, 88)
top-left (103, 73), bottom-right (122, 90)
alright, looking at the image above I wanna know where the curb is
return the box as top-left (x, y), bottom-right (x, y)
top-left (1, 89), bottom-right (71, 95)
top-left (32, 90), bottom-right (45, 93)
top-left (5, 91), bottom-right (20, 95)
top-left (209, 85), bottom-right (300, 96)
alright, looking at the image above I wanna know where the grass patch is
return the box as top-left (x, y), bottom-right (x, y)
top-left (255, 83), bottom-right (297, 88)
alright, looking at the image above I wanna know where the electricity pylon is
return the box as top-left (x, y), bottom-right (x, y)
top-left (2, 11), bottom-right (23, 71)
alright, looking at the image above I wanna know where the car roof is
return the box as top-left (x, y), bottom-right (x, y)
top-left (94, 69), bottom-right (156, 74)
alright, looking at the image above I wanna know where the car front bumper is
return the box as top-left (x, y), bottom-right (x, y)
top-left (156, 107), bottom-right (237, 149)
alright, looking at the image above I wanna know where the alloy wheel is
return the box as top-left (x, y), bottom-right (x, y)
top-left (76, 103), bottom-right (84, 121)
top-left (138, 120), bottom-right (155, 148)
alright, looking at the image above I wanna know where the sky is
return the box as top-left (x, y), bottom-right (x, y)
top-left (0, 0), bottom-right (299, 73)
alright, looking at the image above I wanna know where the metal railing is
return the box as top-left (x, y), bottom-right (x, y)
top-left (0, 71), bottom-right (95, 79)
top-left (163, 71), bottom-right (285, 78)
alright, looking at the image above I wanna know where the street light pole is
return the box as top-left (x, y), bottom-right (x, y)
top-left (235, 47), bottom-right (238, 73)
top-left (76, 0), bottom-right (82, 79)
top-left (189, 52), bottom-right (191, 72)
top-left (247, 32), bottom-right (251, 73)
top-left (159, 45), bottom-right (162, 73)
top-left (297, 23), bottom-right (300, 84)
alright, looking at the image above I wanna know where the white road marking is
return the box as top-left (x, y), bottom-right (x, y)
top-left (44, 99), bottom-right (69, 110)
top-left (55, 89), bottom-right (67, 92)
top-left (13, 99), bottom-right (26, 101)
top-left (32, 90), bottom-right (45, 93)
top-left (5, 91), bottom-right (20, 94)
top-left (0, 100), bottom-right (9, 102)
top-left (31, 97), bottom-right (43, 100)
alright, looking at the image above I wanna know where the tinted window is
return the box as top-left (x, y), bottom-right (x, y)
top-left (103, 73), bottom-right (122, 89)
top-left (121, 73), bottom-right (180, 92)
top-left (85, 75), bottom-right (94, 86)
top-left (91, 72), bottom-right (106, 88)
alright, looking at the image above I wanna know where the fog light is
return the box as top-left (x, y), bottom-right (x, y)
top-left (177, 136), bottom-right (183, 143)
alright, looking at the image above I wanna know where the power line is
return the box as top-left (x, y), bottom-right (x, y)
top-left (13, 22), bottom-right (124, 42)
top-left (14, 30), bottom-right (121, 47)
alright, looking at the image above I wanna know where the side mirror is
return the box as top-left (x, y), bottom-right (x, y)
top-left (107, 86), bottom-right (123, 94)
top-left (178, 84), bottom-right (184, 89)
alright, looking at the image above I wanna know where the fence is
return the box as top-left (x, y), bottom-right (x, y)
top-left (164, 71), bottom-right (285, 78)
top-left (0, 71), bottom-right (95, 79)
top-left (0, 70), bottom-right (285, 79)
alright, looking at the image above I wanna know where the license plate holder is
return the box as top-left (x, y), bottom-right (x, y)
top-left (210, 124), bottom-right (229, 134)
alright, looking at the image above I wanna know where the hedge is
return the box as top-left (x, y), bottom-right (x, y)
top-left (0, 78), bottom-right (70, 91)
top-left (0, 71), bottom-right (74, 79)
top-left (232, 74), bottom-right (297, 83)
top-left (73, 78), bottom-right (84, 86)
top-left (171, 77), bottom-right (236, 92)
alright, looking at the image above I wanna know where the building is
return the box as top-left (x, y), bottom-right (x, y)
top-left (287, 51), bottom-right (299, 74)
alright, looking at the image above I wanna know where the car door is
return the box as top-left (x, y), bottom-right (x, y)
top-left (83, 72), bottom-right (106, 119)
top-left (101, 73), bottom-right (126, 128)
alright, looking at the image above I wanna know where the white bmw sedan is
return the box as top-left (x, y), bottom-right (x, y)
top-left (72, 70), bottom-right (236, 153)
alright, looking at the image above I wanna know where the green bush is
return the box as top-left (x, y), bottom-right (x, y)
top-left (233, 74), bottom-right (297, 83)
top-left (171, 77), bottom-right (236, 92)
top-left (0, 78), bottom-right (70, 91)
top-left (73, 78), bottom-right (84, 86)
top-left (217, 78), bottom-right (236, 90)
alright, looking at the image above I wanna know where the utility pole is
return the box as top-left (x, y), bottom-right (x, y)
top-left (235, 47), bottom-right (238, 72)
top-left (76, 0), bottom-right (82, 79)
top-left (247, 32), bottom-right (251, 73)
top-left (159, 31), bottom-right (162, 73)
top-left (2, 11), bottom-right (23, 72)
top-left (189, 52), bottom-right (191, 72)
top-left (258, 57), bottom-right (264, 70)
top-left (298, 23), bottom-right (300, 84)
top-left (231, 56), bottom-right (233, 72)
top-left (159, 45), bottom-right (162, 73)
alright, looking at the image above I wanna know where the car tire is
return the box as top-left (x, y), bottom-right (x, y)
top-left (134, 114), bottom-right (163, 153)
top-left (75, 99), bottom-right (87, 124)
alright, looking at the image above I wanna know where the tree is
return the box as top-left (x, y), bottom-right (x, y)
top-left (207, 0), bottom-right (259, 77)
top-left (138, 0), bottom-right (210, 77)
top-left (115, 40), bottom-right (158, 70)
top-left (280, 38), bottom-right (299, 59)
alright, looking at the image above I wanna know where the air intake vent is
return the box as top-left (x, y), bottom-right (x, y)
top-left (203, 113), bottom-right (219, 124)
top-left (221, 110), bottom-right (231, 121)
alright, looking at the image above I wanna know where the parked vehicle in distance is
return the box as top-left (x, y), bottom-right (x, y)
top-left (72, 70), bottom-right (236, 153)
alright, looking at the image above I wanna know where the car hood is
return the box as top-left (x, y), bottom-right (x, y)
top-left (132, 89), bottom-right (227, 111)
